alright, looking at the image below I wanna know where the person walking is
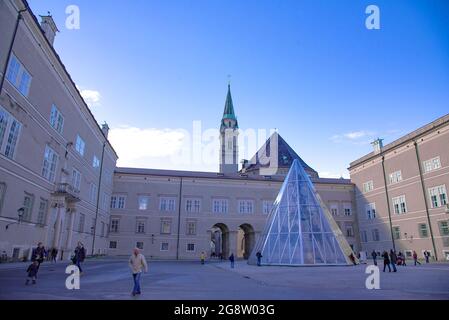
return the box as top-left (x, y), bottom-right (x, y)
top-left (25, 260), bottom-right (39, 285)
top-left (31, 242), bottom-right (47, 275)
top-left (50, 248), bottom-right (58, 263)
top-left (200, 252), bottom-right (206, 265)
top-left (229, 253), bottom-right (235, 268)
top-left (128, 248), bottom-right (148, 296)
top-left (73, 242), bottom-right (86, 274)
top-left (424, 251), bottom-right (430, 263)
top-left (398, 251), bottom-right (406, 266)
top-left (382, 251), bottom-right (391, 272)
top-left (389, 250), bottom-right (398, 272)
top-left (256, 251), bottom-right (263, 266)
top-left (371, 250), bottom-right (378, 266)
top-left (413, 251), bottom-right (421, 266)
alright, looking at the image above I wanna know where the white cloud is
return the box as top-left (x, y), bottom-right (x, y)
top-left (80, 89), bottom-right (101, 107)
top-left (330, 130), bottom-right (376, 144)
top-left (319, 171), bottom-right (350, 179)
top-left (109, 126), bottom-right (187, 168)
top-left (76, 85), bottom-right (101, 108)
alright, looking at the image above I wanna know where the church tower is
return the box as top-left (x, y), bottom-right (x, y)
top-left (219, 84), bottom-right (239, 174)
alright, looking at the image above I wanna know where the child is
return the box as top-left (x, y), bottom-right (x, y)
top-left (26, 260), bottom-right (39, 285)
top-left (200, 252), bottom-right (206, 265)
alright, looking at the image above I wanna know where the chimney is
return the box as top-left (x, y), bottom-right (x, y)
top-left (101, 122), bottom-right (110, 139)
top-left (39, 13), bottom-right (59, 46)
top-left (371, 138), bottom-right (384, 154)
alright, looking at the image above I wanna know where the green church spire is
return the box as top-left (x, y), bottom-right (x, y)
top-left (223, 84), bottom-right (236, 121)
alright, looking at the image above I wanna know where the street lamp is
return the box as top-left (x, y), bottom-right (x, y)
top-left (5, 207), bottom-right (25, 230)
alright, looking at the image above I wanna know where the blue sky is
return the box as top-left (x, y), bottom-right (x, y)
top-left (28, 0), bottom-right (449, 177)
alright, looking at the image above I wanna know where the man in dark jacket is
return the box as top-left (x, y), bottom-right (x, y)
top-left (371, 250), bottom-right (378, 266)
top-left (31, 242), bottom-right (46, 274)
top-left (229, 253), bottom-right (235, 268)
top-left (382, 251), bottom-right (391, 272)
top-left (256, 251), bottom-right (263, 266)
top-left (73, 242), bottom-right (86, 274)
top-left (389, 250), bottom-right (398, 272)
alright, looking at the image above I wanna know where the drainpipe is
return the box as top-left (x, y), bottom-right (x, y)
top-left (413, 140), bottom-right (438, 261)
top-left (176, 177), bottom-right (183, 260)
top-left (0, 5), bottom-right (28, 96)
top-left (381, 155), bottom-right (396, 252)
top-left (91, 142), bottom-right (106, 256)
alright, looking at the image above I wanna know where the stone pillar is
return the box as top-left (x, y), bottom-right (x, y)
top-left (228, 230), bottom-right (238, 258)
top-left (65, 208), bottom-right (76, 253)
top-left (53, 201), bottom-right (65, 249)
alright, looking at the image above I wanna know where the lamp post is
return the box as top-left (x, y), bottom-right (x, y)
top-left (5, 207), bottom-right (25, 230)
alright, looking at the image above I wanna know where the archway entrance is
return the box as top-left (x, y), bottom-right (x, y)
top-left (210, 223), bottom-right (229, 259)
top-left (237, 224), bottom-right (255, 259)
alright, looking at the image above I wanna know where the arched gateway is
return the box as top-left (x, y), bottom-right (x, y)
top-left (237, 224), bottom-right (256, 259)
top-left (210, 223), bottom-right (229, 259)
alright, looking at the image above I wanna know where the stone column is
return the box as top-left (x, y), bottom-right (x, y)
top-left (52, 201), bottom-right (65, 249)
top-left (65, 207), bottom-right (76, 254)
top-left (228, 230), bottom-right (238, 258)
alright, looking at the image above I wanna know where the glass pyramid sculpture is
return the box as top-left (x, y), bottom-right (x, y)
top-left (249, 159), bottom-right (353, 266)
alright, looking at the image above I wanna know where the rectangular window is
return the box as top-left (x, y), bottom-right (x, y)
top-left (136, 242), bottom-right (144, 250)
top-left (92, 155), bottom-right (100, 169)
top-left (392, 195), bottom-right (407, 214)
top-left (89, 183), bottom-right (98, 204)
top-left (6, 54), bottom-right (32, 96)
top-left (110, 195), bottom-right (126, 209)
top-left (136, 220), bottom-right (146, 234)
top-left (36, 199), bottom-right (48, 226)
top-left (109, 241), bottom-right (117, 249)
top-left (393, 226), bottom-right (401, 240)
top-left (138, 196), bottom-right (150, 210)
top-left (49, 104), bottom-right (64, 134)
top-left (0, 183), bottom-right (6, 215)
top-left (22, 193), bottom-right (34, 222)
top-left (78, 213), bottom-right (85, 233)
top-left (418, 223), bottom-right (429, 238)
top-left (363, 180), bottom-right (374, 193)
top-left (160, 219), bottom-right (171, 234)
top-left (0, 106), bottom-right (22, 159)
top-left (438, 221), bottom-right (449, 236)
top-left (262, 200), bottom-right (274, 215)
top-left (423, 156), bottom-right (441, 173)
top-left (389, 171), bottom-right (402, 184)
top-left (344, 206), bottom-right (352, 217)
top-left (187, 243), bottom-right (195, 252)
top-left (110, 219), bottom-right (119, 233)
top-left (329, 202), bottom-right (338, 216)
top-left (186, 199), bottom-right (201, 213)
top-left (428, 185), bottom-right (447, 208)
top-left (186, 221), bottom-right (197, 235)
top-left (41, 145), bottom-right (59, 182)
top-left (345, 224), bottom-right (354, 237)
top-left (366, 203), bottom-right (376, 220)
top-left (101, 222), bottom-right (105, 237)
top-left (212, 199), bottom-right (228, 214)
top-left (372, 229), bottom-right (380, 242)
top-left (91, 218), bottom-right (96, 235)
top-left (72, 168), bottom-right (81, 192)
top-left (238, 200), bottom-right (254, 214)
top-left (75, 135), bottom-right (85, 156)
top-left (160, 197), bottom-right (176, 212)
top-left (160, 242), bottom-right (169, 251)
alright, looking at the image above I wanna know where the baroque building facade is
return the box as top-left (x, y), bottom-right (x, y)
top-left (1, 0), bottom-right (447, 262)
top-left (0, 0), bottom-right (117, 260)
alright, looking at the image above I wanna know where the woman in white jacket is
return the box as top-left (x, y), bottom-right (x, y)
top-left (129, 248), bottom-right (148, 296)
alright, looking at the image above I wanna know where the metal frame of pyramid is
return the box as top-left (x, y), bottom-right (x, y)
top-left (249, 159), bottom-right (355, 266)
